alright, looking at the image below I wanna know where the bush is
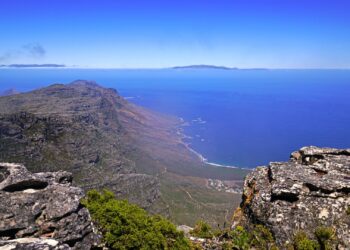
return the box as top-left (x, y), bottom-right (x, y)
top-left (293, 231), bottom-right (319, 250)
top-left (229, 226), bottom-right (251, 250)
top-left (250, 225), bottom-right (278, 249)
top-left (292, 227), bottom-right (337, 250)
top-left (190, 220), bottom-right (214, 239)
top-left (225, 225), bottom-right (278, 250)
top-left (315, 227), bottom-right (334, 250)
top-left (190, 221), bottom-right (278, 249)
top-left (82, 189), bottom-right (191, 250)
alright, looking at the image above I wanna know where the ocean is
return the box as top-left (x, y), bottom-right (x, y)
top-left (1, 68), bottom-right (350, 168)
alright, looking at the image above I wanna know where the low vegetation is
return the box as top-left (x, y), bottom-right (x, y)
top-left (189, 221), bottom-right (338, 250)
top-left (291, 231), bottom-right (319, 250)
top-left (190, 221), bottom-right (278, 249)
top-left (82, 189), bottom-right (191, 250)
top-left (190, 220), bottom-right (215, 239)
top-left (82, 189), bottom-right (339, 250)
top-left (290, 227), bottom-right (335, 250)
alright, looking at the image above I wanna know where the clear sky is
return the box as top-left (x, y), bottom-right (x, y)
top-left (1, 0), bottom-right (350, 68)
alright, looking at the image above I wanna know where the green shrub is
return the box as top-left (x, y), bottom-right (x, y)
top-left (221, 241), bottom-right (234, 250)
top-left (292, 228), bottom-right (337, 250)
top-left (82, 189), bottom-right (191, 250)
top-left (250, 224), bottom-right (278, 249)
top-left (315, 227), bottom-right (334, 250)
top-left (190, 220), bottom-right (214, 239)
top-left (229, 226), bottom-right (251, 250)
top-left (227, 225), bottom-right (279, 250)
top-left (293, 231), bottom-right (319, 250)
top-left (296, 239), bottom-right (319, 250)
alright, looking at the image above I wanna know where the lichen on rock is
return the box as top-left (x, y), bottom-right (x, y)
top-left (234, 146), bottom-right (350, 248)
top-left (0, 163), bottom-right (101, 249)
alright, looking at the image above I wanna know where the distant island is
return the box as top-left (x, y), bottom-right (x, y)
top-left (172, 65), bottom-right (268, 70)
top-left (172, 65), bottom-right (237, 70)
top-left (0, 64), bottom-right (66, 68)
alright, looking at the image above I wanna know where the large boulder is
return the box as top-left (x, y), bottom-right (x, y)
top-left (234, 146), bottom-right (350, 248)
top-left (0, 163), bottom-right (101, 249)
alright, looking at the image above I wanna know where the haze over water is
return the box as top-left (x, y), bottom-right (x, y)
top-left (1, 68), bottom-right (350, 167)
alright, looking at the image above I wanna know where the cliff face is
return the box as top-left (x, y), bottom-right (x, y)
top-left (234, 146), bottom-right (350, 248)
top-left (0, 81), bottom-right (163, 209)
top-left (0, 163), bottom-right (101, 249)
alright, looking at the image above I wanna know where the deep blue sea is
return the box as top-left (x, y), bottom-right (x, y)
top-left (1, 68), bottom-right (350, 168)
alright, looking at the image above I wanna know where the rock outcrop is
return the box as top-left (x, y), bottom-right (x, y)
top-left (0, 163), bottom-right (101, 249)
top-left (234, 146), bottom-right (350, 248)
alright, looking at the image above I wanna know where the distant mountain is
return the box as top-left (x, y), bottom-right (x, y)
top-left (172, 65), bottom-right (269, 71)
top-left (172, 64), bottom-right (237, 70)
top-left (0, 81), bottom-right (249, 226)
top-left (0, 88), bottom-right (19, 96)
top-left (0, 64), bottom-right (66, 68)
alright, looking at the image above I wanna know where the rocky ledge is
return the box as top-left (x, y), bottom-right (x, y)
top-left (234, 146), bottom-right (350, 248)
top-left (0, 163), bottom-right (101, 249)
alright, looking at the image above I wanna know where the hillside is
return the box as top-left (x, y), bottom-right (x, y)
top-left (0, 80), bottom-right (249, 225)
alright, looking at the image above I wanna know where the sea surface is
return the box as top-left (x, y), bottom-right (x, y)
top-left (1, 68), bottom-right (350, 168)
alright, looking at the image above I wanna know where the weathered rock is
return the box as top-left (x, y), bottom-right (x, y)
top-left (0, 238), bottom-right (70, 250)
top-left (234, 146), bottom-right (350, 248)
top-left (177, 225), bottom-right (193, 238)
top-left (0, 163), bottom-right (101, 249)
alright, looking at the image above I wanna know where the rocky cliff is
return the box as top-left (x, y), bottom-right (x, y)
top-left (234, 146), bottom-right (350, 248)
top-left (0, 162), bottom-right (101, 249)
top-left (0, 81), bottom-right (162, 210)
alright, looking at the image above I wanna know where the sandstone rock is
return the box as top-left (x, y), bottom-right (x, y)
top-left (234, 146), bottom-right (350, 248)
top-left (177, 225), bottom-right (193, 237)
top-left (0, 238), bottom-right (70, 250)
top-left (0, 163), bottom-right (101, 249)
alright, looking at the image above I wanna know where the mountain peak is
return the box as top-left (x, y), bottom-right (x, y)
top-left (69, 80), bottom-right (100, 88)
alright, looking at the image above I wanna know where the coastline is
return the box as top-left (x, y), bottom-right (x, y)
top-left (177, 117), bottom-right (251, 171)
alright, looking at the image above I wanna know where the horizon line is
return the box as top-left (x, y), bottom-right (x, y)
top-left (1, 65), bottom-right (350, 70)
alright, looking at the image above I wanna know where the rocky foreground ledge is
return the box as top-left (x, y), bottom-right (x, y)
top-left (0, 163), bottom-right (101, 249)
top-left (234, 146), bottom-right (350, 248)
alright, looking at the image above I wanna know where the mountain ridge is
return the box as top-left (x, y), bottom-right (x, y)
top-left (0, 80), bottom-right (249, 225)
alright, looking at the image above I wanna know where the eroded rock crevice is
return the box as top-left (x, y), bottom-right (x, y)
top-left (3, 179), bottom-right (48, 192)
top-left (270, 192), bottom-right (299, 203)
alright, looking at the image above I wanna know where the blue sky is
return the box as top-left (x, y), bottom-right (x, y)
top-left (1, 0), bottom-right (350, 68)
